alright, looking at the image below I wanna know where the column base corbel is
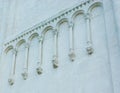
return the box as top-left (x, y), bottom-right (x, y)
top-left (21, 71), bottom-right (28, 80)
top-left (36, 67), bottom-right (43, 75)
top-left (86, 46), bottom-right (94, 55)
top-left (8, 78), bottom-right (14, 86)
top-left (52, 56), bottom-right (58, 68)
top-left (68, 50), bottom-right (75, 61)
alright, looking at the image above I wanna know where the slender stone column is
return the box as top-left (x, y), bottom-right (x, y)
top-left (36, 36), bottom-right (43, 75)
top-left (52, 29), bottom-right (58, 68)
top-left (8, 48), bottom-right (17, 85)
top-left (85, 13), bottom-right (94, 55)
top-left (68, 21), bottom-right (75, 61)
top-left (22, 43), bottom-right (29, 80)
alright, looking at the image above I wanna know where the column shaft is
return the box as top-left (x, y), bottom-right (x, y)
top-left (36, 36), bottom-right (43, 75)
top-left (24, 43), bottom-right (29, 71)
top-left (52, 29), bottom-right (58, 68)
top-left (68, 22), bottom-right (75, 61)
top-left (11, 49), bottom-right (17, 76)
top-left (85, 13), bottom-right (93, 55)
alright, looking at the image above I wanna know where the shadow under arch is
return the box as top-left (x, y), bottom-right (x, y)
top-left (41, 26), bottom-right (54, 36)
top-left (16, 39), bottom-right (26, 49)
top-left (56, 18), bottom-right (69, 29)
top-left (71, 10), bottom-right (85, 22)
top-left (87, 1), bottom-right (103, 13)
top-left (28, 32), bottom-right (39, 42)
top-left (4, 45), bottom-right (13, 54)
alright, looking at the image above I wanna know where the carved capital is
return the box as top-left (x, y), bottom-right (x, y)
top-left (84, 13), bottom-right (91, 20)
top-left (68, 21), bottom-right (74, 28)
top-left (52, 56), bottom-right (58, 68)
top-left (25, 43), bottom-right (29, 48)
top-left (12, 49), bottom-right (17, 55)
top-left (69, 50), bottom-right (75, 61)
top-left (36, 67), bottom-right (43, 75)
top-left (21, 71), bottom-right (28, 80)
top-left (53, 29), bottom-right (58, 36)
top-left (38, 36), bottom-right (44, 43)
top-left (8, 78), bottom-right (14, 86)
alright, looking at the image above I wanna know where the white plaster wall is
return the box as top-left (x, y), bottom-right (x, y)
top-left (0, 0), bottom-right (11, 55)
top-left (103, 0), bottom-right (120, 93)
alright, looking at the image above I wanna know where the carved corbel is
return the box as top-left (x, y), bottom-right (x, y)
top-left (52, 56), bottom-right (58, 68)
top-left (8, 78), bottom-right (14, 86)
top-left (69, 49), bottom-right (75, 61)
top-left (21, 71), bottom-right (28, 80)
top-left (86, 41), bottom-right (94, 55)
top-left (86, 46), bottom-right (93, 55)
top-left (36, 66), bottom-right (43, 75)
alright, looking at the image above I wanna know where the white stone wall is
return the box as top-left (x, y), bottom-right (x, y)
top-left (0, 0), bottom-right (120, 93)
top-left (103, 0), bottom-right (120, 93)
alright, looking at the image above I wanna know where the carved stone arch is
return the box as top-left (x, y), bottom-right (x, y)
top-left (71, 10), bottom-right (85, 22)
top-left (87, 1), bottom-right (103, 14)
top-left (16, 39), bottom-right (26, 49)
top-left (56, 18), bottom-right (69, 29)
top-left (28, 33), bottom-right (39, 42)
top-left (4, 45), bottom-right (13, 54)
top-left (41, 26), bottom-right (54, 36)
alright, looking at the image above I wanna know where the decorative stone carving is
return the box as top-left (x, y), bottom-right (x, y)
top-left (36, 67), bottom-right (43, 75)
top-left (25, 43), bottom-right (30, 48)
top-left (86, 46), bottom-right (94, 55)
top-left (69, 50), bottom-right (75, 61)
top-left (12, 48), bottom-right (17, 55)
top-left (38, 36), bottom-right (44, 43)
top-left (53, 29), bottom-right (58, 36)
top-left (8, 78), bottom-right (14, 86)
top-left (52, 56), bottom-right (58, 68)
top-left (84, 13), bottom-right (91, 20)
top-left (21, 71), bottom-right (28, 80)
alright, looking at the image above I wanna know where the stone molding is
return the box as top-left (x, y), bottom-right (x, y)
top-left (3, 0), bottom-right (103, 85)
